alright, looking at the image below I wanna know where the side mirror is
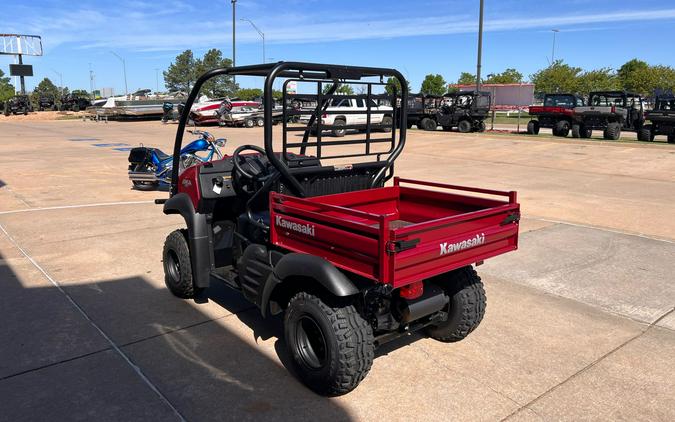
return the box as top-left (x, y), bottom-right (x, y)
top-left (215, 138), bottom-right (227, 147)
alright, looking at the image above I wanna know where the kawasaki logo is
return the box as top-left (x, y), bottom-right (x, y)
top-left (275, 216), bottom-right (315, 237)
top-left (440, 233), bottom-right (485, 256)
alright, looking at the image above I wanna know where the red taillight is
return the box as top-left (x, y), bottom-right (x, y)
top-left (322, 113), bottom-right (327, 118)
top-left (399, 281), bottom-right (423, 300)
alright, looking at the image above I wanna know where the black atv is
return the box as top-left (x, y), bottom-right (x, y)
top-left (3, 95), bottom-right (31, 116)
top-left (60, 93), bottom-right (91, 112)
top-left (639, 96), bottom-right (675, 143)
top-left (407, 91), bottom-right (490, 132)
top-left (573, 91), bottom-right (645, 140)
top-left (37, 94), bottom-right (58, 111)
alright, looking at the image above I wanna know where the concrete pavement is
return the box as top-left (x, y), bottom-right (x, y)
top-left (0, 120), bottom-right (673, 421)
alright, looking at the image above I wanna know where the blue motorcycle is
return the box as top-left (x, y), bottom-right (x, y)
top-left (128, 130), bottom-right (225, 190)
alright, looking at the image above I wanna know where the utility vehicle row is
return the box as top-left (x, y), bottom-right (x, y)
top-left (526, 91), bottom-right (675, 143)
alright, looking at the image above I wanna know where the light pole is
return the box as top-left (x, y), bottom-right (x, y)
top-left (110, 51), bottom-right (128, 96)
top-left (51, 69), bottom-right (63, 92)
top-left (155, 68), bottom-right (160, 93)
top-left (241, 18), bottom-right (265, 64)
top-left (476, 0), bottom-right (484, 93)
top-left (551, 29), bottom-right (560, 64)
top-left (231, 0), bottom-right (237, 85)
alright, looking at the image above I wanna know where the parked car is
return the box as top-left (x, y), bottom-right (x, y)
top-left (639, 96), bottom-right (675, 143)
top-left (408, 91), bottom-right (490, 132)
top-left (572, 91), bottom-right (645, 140)
top-left (527, 93), bottom-right (586, 137)
top-left (3, 95), bottom-right (31, 116)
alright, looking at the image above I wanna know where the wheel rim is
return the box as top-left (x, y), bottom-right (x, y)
top-left (295, 315), bottom-right (328, 370)
top-left (166, 249), bottom-right (181, 284)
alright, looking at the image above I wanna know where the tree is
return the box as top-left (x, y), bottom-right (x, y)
top-left (196, 48), bottom-right (238, 97)
top-left (322, 83), bottom-right (354, 95)
top-left (650, 65), bottom-right (675, 95)
top-left (235, 88), bottom-right (263, 101)
top-left (577, 68), bottom-right (619, 93)
top-left (0, 69), bottom-right (16, 102)
top-left (617, 59), bottom-right (652, 95)
top-left (385, 77), bottom-right (402, 95)
top-left (484, 68), bottom-right (523, 84)
top-left (71, 89), bottom-right (90, 97)
top-left (420, 74), bottom-right (447, 96)
top-left (164, 50), bottom-right (197, 94)
top-left (272, 89), bottom-right (283, 101)
top-left (530, 60), bottom-right (582, 93)
top-left (30, 77), bottom-right (60, 103)
top-left (457, 72), bottom-right (476, 85)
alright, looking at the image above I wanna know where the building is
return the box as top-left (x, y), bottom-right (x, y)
top-left (449, 83), bottom-right (535, 110)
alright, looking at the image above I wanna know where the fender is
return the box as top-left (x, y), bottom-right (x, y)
top-left (260, 253), bottom-right (359, 317)
top-left (163, 193), bottom-right (211, 289)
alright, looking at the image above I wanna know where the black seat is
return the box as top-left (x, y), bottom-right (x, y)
top-left (154, 149), bottom-right (171, 161)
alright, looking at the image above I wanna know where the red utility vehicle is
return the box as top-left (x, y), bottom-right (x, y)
top-left (527, 93), bottom-right (587, 137)
top-left (158, 62), bottom-right (520, 395)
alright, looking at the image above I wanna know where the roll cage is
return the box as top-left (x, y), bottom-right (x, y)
top-left (170, 62), bottom-right (408, 198)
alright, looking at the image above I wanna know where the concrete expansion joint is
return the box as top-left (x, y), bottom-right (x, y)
top-left (0, 222), bottom-right (186, 422)
top-left (502, 306), bottom-right (675, 421)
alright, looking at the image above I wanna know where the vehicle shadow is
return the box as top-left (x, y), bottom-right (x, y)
top-left (0, 251), bottom-right (354, 421)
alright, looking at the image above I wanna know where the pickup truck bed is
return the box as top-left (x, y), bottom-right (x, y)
top-left (270, 177), bottom-right (520, 288)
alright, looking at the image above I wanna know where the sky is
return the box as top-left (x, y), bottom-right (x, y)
top-left (2, 0), bottom-right (675, 95)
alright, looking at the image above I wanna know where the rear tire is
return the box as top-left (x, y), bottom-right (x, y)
top-left (477, 121), bottom-right (486, 132)
top-left (668, 134), bottom-right (675, 144)
top-left (163, 229), bottom-right (201, 299)
top-left (457, 119), bottom-right (472, 133)
top-left (604, 123), bottom-right (621, 140)
top-left (555, 120), bottom-right (570, 137)
top-left (526, 120), bottom-right (539, 135)
top-left (245, 119), bottom-right (255, 128)
top-left (285, 292), bottom-right (374, 396)
top-left (426, 266), bottom-right (486, 342)
top-left (420, 117), bottom-right (436, 131)
top-left (256, 117), bottom-right (264, 127)
top-left (637, 125), bottom-right (653, 142)
top-left (581, 126), bottom-right (593, 139)
top-left (381, 115), bottom-right (393, 133)
top-left (332, 119), bottom-right (346, 137)
top-left (571, 124), bottom-right (581, 138)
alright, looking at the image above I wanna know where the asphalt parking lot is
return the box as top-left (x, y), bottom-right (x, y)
top-left (1, 120), bottom-right (674, 421)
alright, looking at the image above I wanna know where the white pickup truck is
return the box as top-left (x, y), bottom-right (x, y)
top-left (299, 97), bottom-right (394, 137)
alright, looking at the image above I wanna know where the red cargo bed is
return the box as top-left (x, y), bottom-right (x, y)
top-left (270, 177), bottom-right (520, 288)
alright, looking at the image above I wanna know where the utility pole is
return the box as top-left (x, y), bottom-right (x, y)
top-left (89, 63), bottom-right (94, 96)
top-left (476, 0), bottom-right (484, 93)
top-left (551, 29), bottom-right (560, 64)
top-left (155, 68), bottom-right (160, 93)
top-left (241, 18), bottom-right (265, 64)
top-left (232, 0), bottom-right (237, 84)
top-left (110, 51), bottom-right (128, 96)
top-left (51, 69), bottom-right (63, 93)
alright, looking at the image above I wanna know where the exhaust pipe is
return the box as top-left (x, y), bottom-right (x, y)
top-left (397, 283), bottom-right (448, 323)
top-left (128, 171), bottom-right (158, 182)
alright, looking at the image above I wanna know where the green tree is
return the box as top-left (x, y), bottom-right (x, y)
top-left (30, 77), bottom-right (60, 103)
top-left (484, 68), bottom-right (523, 84)
top-left (322, 83), bottom-right (354, 95)
top-left (650, 65), bottom-right (675, 94)
top-left (236, 88), bottom-right (263, 101)
top-left (617, 59), bottom-right (652, 95)
top-left (71, 89), bottom-right (90, 98)
top-left (577, 68), bottom-right (619, 93)
top-left (195, 48), bottom-right (238, 97)
top-left (271, 89), bottom-right (283, 101)
top-left (0, 69), bottom-right (16, 101)
top-left (530, 60), bottom-right (582, 93)
top-left (385, 77), bottom-right (402, 95)
top-left (420, 74), bottom-right (447, 96)
top-left (457, 72), bottom-right (476, 85)
top-left (164, 50), bottom-right (197, 94)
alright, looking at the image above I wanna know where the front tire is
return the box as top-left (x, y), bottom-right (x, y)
top-left (457, 119), bottom-right (472, 133)
top-left (284, 292), bottom-right (374, 396)
top-left (526, 120), bottom-right (539, 135)
top-left (380, 115), bottom-right (393, 133)
top-left (426, 266), bottom-right (486, 342)
top-left (555, 120), bottom-right (570, 137)
top-left (638, 125), bottom-right (653, 142)
top-left (332, 119), bottom-right (346, 137)
top-left (604, 122), bottom-right (621, 140)
top-left (163, 230), bottom-right (201, 299)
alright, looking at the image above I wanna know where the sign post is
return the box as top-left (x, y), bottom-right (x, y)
top-left (1, 34), bottom-right (43, 95)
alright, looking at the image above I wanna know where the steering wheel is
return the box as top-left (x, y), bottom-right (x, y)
top-left (232, 144), bottom-right (269, 180)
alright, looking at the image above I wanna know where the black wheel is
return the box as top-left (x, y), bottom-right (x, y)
top-left (381, 115), bottom-right (393, 133)
top-left (668, 134), bottom-right (675, 144)
top-left (131, 164), bottom-right (159, 191)
top-left (426, 266), bottom-right (486, 342)
top-left (38, 106), bottom-right (44, 112)
top-left (256, 117), bottom-right (264, 127)
top-left (526, 120), bottom-right (539, 135)
top-left (637, 125), bottom-right (653, 142)
top-left (571, 124), bottom-right (581, 138)
top-left (23, 108), bottom-right (28, 115)
top-left (581, 126), bottom-right (593, 139)
top-left (284, 292), bottom-right (374, 396)
top-left (604, 123), bottom-right (621, 140)
top-left (52, 105), bottom-right (58, 111)
top-left (163, 229), bottom-right (201, 299)
top-left (332, 119), bottom-right (346, 137)
top-left (419, 117), bottom-right (436, 131)
top-left (457, 119), bottom-right (472, 133)
top-left (477, 121), bottom-right (486, 132)
top-left (554, 120), bottom-right (570, 137)
top-left (73, 104), bottom-right (80, 112)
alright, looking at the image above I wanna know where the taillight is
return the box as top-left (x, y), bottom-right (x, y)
top-left (399, 281), bottom-right (423, 300)
top-left (322, 113), bottom-right (327, 118)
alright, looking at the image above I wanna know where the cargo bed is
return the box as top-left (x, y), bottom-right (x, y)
top-left (270, 177), bottom-right (520, 288)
